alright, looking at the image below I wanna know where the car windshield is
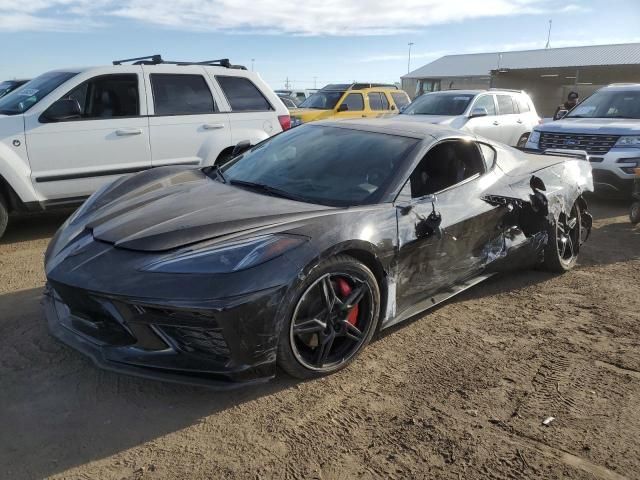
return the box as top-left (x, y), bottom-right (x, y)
top-left (0, 71), bottom-right (78, 115)
top-left (223, 125), bottom-right (419, 207)
top-left (566, 90), bottom-right (640, 119)
top-left (299, 91), bottom-right (344, 109)
top-left (402, 93), bottom-right (474, 116)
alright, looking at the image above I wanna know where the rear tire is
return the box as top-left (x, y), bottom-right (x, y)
top-left (543, 202), bottom-right (582, 273)
top-left (0, 195), bottom-right (8, 240)
top-left (517, 133), bottom-right (530, 148)
top-left (630, 201), bottom-right (640, 225)
top-left (277, 255), bottom-right (380, 380)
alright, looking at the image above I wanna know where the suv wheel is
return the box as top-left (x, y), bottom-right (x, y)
top-left (0, 195), bottom-right (8, 240)
top-left (517, 133), bottom-right (530, 148)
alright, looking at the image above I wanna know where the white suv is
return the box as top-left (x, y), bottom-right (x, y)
top-left (0, 55), bottom-right (290, 238)
top-left (397, 89), bottom-right (541, 147)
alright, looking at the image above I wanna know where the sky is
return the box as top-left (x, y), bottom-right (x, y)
top-left (2, 0), bottom-right (639, 90)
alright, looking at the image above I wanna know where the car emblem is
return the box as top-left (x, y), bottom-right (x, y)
top-left (565, 139), bottom-right (577, 146)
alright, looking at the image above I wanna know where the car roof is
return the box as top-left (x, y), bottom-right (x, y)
top-left (312, 117), bottom-right (471, 140)
top-left (601, 83), bottom-right (640, 91)
top-left (426, 90), bottom-right (485, 95)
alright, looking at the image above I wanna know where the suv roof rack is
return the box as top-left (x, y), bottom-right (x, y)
top-left (112, 54), bottom-right (247, 69)
top-left (488, 88), bottom-right (524, 93)
top-left (321, 82), bottom-right (398, 91)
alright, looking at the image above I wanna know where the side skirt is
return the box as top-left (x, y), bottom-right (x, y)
top-left (381, 273), bottom-right (496, 330)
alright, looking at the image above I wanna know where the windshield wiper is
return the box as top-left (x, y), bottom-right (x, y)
top-left (229, 179), bottom-right (308, 202)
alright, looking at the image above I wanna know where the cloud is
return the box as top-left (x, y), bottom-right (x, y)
top-left (0, 0), bottom-right (587, 35)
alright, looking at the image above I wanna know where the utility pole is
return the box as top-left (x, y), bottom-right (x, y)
top-left (313, 76), bottom-right (317, 89)
top-left (251, 58), bottom-right (255, 71)
top-left (285, 76), bottom-right (290, 89)
top-left (545, 20), bottom-right (552, 49)
top-left (407, 42), bottom-right (414, 74)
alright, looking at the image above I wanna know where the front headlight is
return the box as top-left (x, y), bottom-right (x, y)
top-left (614, 136), bottom-right (640, 148)
top-left (529, 130), bottom-right (541, 144)
top-left (141, 234), bottom-right (307, 274)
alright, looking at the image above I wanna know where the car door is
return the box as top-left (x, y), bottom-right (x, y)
top-left (144, 66), bottom-right (231, 168)
top-left (394, 139), bottom-right (505, 316)
top-left (495, 94), bottom-right (521, 146)
top-left (367, 92), bottom-right (386, 118)
top-left (24, 68), bottom-right (151, 201)
top-left (214, 74), bottom-right (280, 146)
top-left (465, 94), bottom-right (501, 142)
top-left (335, 92), bottom-right (366, 119)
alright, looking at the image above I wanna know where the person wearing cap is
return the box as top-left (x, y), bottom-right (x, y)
top-left (554, 91), bottom-right (580, 119)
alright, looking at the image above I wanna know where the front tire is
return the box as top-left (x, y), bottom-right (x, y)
top-left (277, 255), bottom-right (381, 380)
top-left (543, 202), bottom-right (582, 272)
top-left (0, 196), bottom-right (8, 240)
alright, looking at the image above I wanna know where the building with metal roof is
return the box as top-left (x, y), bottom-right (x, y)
top-left (401, 43), bottom-right (640, 116)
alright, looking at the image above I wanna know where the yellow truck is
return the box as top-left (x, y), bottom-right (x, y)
top-left (290, 83), bottom-right (411, 127)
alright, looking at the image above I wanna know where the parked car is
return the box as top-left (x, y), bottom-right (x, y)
top-left (277, 94), bottom-right (299, 109)
top-left (275, 89), bottom-right (316, 105)
top-left (0, 55), bottom-right (290, 239)
top-left (526, 83), bottom-right (640, 198)
top-left (0, 79), bottom-right (29, 98)
top-left (44, 118), bottom-right (593, 387)
top-left (398, 89), bottom-right (540, 148)
top-left (290, 83), bottom-right (410, 127)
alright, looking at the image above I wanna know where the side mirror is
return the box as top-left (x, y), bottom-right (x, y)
top-left (41, 98), bottom-right (81, 122)
top-left (232, 140), bottom-right (251, 157)
top-left (469, 107), bottom-right (488, 119)
top-left (554, 109), bottom-right (569, 120)
top-left (337, 103), bottom-right (349, 112)
top-left (390, 104), bottom-right (396, 111)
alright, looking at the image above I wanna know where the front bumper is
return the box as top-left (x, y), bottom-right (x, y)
top-left (44, 282), bottom-right (284, 388)
top-left (524, 142), bottom-right (637, 197)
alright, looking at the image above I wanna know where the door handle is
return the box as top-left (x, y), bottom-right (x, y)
top-left (516, 119), bottom-right (523, 124)
top-left (115, 128), bottom-right (142, 136)
top-left (203, 123), bottom-right (225, 130)
top-left (492, 121), bottom-right (500, 126)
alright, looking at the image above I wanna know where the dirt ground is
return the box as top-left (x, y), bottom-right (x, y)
top-left (0, 198), bottom-right (638, 480)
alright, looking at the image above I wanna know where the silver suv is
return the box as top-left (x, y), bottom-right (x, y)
top-left (526, 84), bottom-right (640, 197)
top-left (397, 89), bottom-right (541, 147)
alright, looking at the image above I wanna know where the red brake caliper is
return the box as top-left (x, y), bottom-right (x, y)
top-left (335, 278), bottom-right (359, 326)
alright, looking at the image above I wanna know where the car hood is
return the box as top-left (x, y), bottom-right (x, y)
top-left (395, 114), bottom-right (458, 125)
top-left (290, 108), bottom-right (334, 122)
top-left (83, 167), bottom-right (336, 252)
top-left (539, 118), bottom-right (640, 135)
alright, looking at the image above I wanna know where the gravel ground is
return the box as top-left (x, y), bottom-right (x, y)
top-left (0, 198), bottom-right (638, 480)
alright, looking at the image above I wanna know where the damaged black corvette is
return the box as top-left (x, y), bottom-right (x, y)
top-left (44, 119), bottom-right (593, 386)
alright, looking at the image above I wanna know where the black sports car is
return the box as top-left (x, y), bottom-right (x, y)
top-left (44, 119), bottom-right (593, 387)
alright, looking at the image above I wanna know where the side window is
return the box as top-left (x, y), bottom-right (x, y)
top-left (368, 92), bottom-right (383, 111)
top-left (216, 76), bottom-right (272, 112)
top-left (496, 95), bottom-right (515, 115)
top-left (151, 74), bottom-right (215, 115)
top-left (341, 93), bottom-right (364, 111)
top-left (478, 143), bottom-right (496, 170)
top-left (516, 95), bottom-right (530, 113)
top-left (473, 95), bottom-right (496, 115)
top-left (296, 92), bottom-right (306, 101)
top-left (380, 93), bottom-right (390, 110)
top-left (409, 140), bottom-right (485, 198)
top-left (391, 92), bottom-right (410, 109)
top-left (60, 74), bottom-right (139, 119)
